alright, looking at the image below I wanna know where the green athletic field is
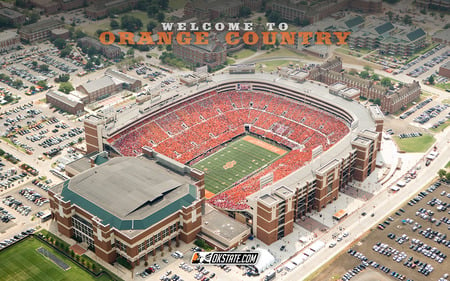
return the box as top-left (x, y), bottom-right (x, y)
top-left (0, 237), bottom-right (112, 281)
top-left (192, 136), bottom-right (288, 194)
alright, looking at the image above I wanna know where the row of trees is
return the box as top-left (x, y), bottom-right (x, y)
top-left (438, 169), bottom-right (450, 182)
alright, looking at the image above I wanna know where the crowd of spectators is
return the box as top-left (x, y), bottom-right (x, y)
top-left (109, 90), bottom-right (349, 209)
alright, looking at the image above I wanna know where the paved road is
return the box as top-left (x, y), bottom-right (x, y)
top-left (279, 127), bottom-right (450, 281)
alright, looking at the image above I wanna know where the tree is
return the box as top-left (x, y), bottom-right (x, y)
top-left (446, 172), bottom-right (450, 182)
top-left (121, 15), bottom-right (143, 31)
top-left (373, 98), bottom-right (381, 106)
top-left (60, 46), bottom-right (72, 58)
top-left (32, 61), bottom-right (38, 68)
top-left (110, 19), bottom-right (119, 29)
top-left (428, 75), bottom-right (434, 84)
top-left (371, 74), bottom-right (380, 81)
top-left (85, 61), bottom-right (94, 70)
top-left (403, 15), bottom-right (412, 25)
top-left (386, 11), bottom-right (394, 21)
top-left (39, 64), bottom-right (49, 72)
top-left (59, 82), bottom-right (74, 94)
top-left (57, 74), bottom-right (70, 82)
top-left (159, 0), bottom-right (169, 10)
top-left (359, 71), bottom-right (369, 79)
top-left (147, 4), bottom-right (158, 16)
top-left (381, 77), bottom-right (392, 87)
top-left (420, 9), bottom-right (427, 15)
top-left (37, 80), bottom-right (47, 89)
top-left (53, 38), bottom-right (66, 50)
top-left (438, 169), bottom-right (447, 179)
top-left (127, 48), bottom-right (135, 56)
top-left (147, 21), bottom-right (157, 32)
top-left (157, 12), bottom-right (165, 22)
top-left (364, 65), bottom-right (373, 72)
top-left (239, 6), bottom-right (251, 17)
top-left (12, 79), bottom-right (23, 88)
top-left (27, 13), bottom-right (40, 24)
top-left (74, 29), bottom-right (86, 39)
top-left (30, 86), bottom-right (35, 91)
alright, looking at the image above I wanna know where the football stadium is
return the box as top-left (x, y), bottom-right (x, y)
top-left (50, 59), bottom-right (385, 266)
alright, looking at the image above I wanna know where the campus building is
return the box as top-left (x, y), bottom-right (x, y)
top-left (439, 61), bottom-right (450, 79)
top-left (46, 90), bottom-right (85, 115)
top-left (271, 0), bottom-right (381, 24)
top-left (0, 30), bottom-right (20, 52)
top-left (76, 68), bottom-right (141, 103)
top-left (77, 37), bottom-right (123, 59)
top-left (48, 149), bottom-right (205, 265)
top-left (85, 0), bottom-right (138, 19)
top-left (18, 19), bottom-right (64, 43)
top-left (184, 0), bottom-right (262, 20)
top-left (172, 34), bottom-right (227, 69)
top-left (415, 0), bottom-right (450, 10)
top-left (308, 57), bottom-right (421, 114)
top-left (0, 8), bottom-right (26, 25)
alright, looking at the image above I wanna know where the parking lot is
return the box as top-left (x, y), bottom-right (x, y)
top-left (347, 180), bottom-right (449, 281)
top-left (1, 100), bottom-right (85, 159)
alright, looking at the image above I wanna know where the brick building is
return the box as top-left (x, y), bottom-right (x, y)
top-left (85, 0), bottom-right (137, 19)
top-left (77, 37), bottom-right (123, 59)
top-left (308, 57), bottom-right (421, 114)
top-left (46, 90), bottom-right (85, 115)
top-left (173, 34), bottom-right (227, 69)
top-left (76, 69), bottom-right (141, 103)
top-left (18, 19), bottom-right (64, 43)
top-left (415, 0), bottom-right (450, 10)
top-left (0, 8), bottom-right (26, 25)
top-left (184, 0), bottom-right (262, 20)
top-left (439, 61), bottom-right (450, 79)
top-left (271, 0), bottom-right (381, 24)
top-left (0, 30), bottom-right (20, 52)
top-left (48, 151), bottom-right (205, 266)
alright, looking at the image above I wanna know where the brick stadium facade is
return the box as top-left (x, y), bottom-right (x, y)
top-left (308, 57), bottom-right (421, 114)
top-left (48, 150), bottom-right (205, 266)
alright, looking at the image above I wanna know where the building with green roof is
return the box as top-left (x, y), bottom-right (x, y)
top-left (49, 149), bottom-right (205, 266)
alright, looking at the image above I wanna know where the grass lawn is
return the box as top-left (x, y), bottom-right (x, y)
top-left (393, 134), bottom-right (436, 153)
top-left (255, 48), bottom-right (306, 60)
top-left (258, 60), bottom-right (292, 71)
top-left (192, 136), bottom-right (287, 194)
top-left (226, 58), bottom-right (236, 65)
top-left (169, 0), bottom-right (186, 9)
top-left (0, 237), bottom-right (112, 281)
top-left (446, 161), bottom-right (450, 168)
top-left (442, 98), bottom-right (450, 105)
top-left (430, 121), bottom-right (450, 133)
top-left (232, 49), bottom-right (256, 60)
top-left (435, 83), bottom-right (450, 91)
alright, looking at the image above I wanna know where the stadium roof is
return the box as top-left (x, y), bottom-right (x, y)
top-left (54, 157), bottom-right (197, 231)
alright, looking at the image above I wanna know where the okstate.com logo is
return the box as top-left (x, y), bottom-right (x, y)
top-left (191, 251), bottom-right (259, 265)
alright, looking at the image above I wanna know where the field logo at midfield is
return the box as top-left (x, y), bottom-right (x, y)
top-left (223, 160), bottom-right (236, 170)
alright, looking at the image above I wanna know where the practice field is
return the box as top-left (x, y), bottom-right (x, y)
top-left (0, 237), bottom-right (112, 281)
top-left (192, 135), bottom-right (288, 195)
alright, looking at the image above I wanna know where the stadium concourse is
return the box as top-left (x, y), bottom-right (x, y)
top-left (107, 90), bottom-right (350, 211)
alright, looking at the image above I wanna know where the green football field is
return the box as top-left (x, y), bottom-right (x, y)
top-left (0, 237), bottom-right (112, 281)
top-left (192, 136), bottom-right (288, 194)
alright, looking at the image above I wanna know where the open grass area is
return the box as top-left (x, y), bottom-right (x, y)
top-left (430, 120), bottom-right (450, 133)
top-left (0, 237), bottom-right (112, 281)
top-left (232, 49), bottom-right (256, 60)
top-left (393, 133), bottom-right (435, 152)
top-left (192, 136), bottom-right (287, 194)
top-left (446, 161), bottom-right (450, 168)
top-left (442, 99), bottom-right (450, 105)
top-left (435, 83), bottom-right (450, 91)
top-left (169, 0), bottom-right (187, 9)
top-left (255, 48), bottom-right (306, 60)
top-left (258, 60), bottom-right (292, 71)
